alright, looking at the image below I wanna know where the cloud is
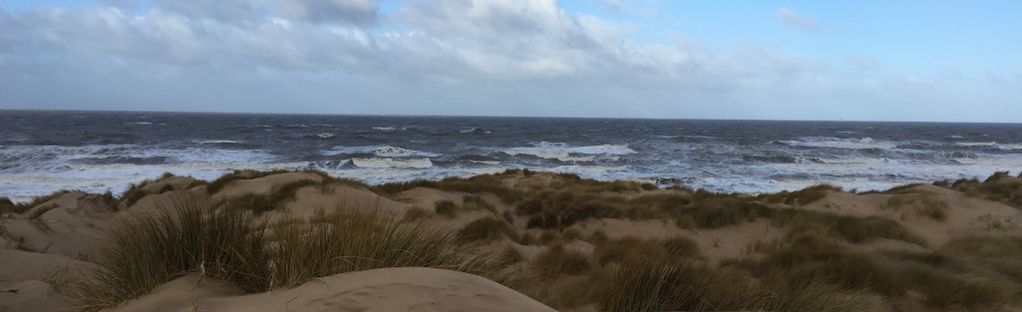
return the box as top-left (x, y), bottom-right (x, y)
top-left (152, 0), bottom-right (270, 22)
top-left (0, 0), bottom-right (1017, 122)
top-left (280, 0), bottom-right (380, 25)
top-left (776, 8), bottom-right (818, 30)
top-left (845, 54), bottom-right (880, 71)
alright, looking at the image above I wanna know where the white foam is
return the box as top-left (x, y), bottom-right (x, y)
top-left (351, 158), bottom-right (433, 169)
top-left (196, 140), bottom-right (243, 145)
top-left (459, 127), bottom-right (491, 134)
top-left (321, 145), bottom-right (439, 157)
top-left (503, 142), bottom-right (635, 162)
top-left (468, 160), bottom-right (501, 165)
top-left (0, 144), bottom-right (289, 201)
top-left (778, 137), bottom-right (898, 150)
top-left (956, 142), bottom-right (997, 147)
top-left (955, 142), bottom-right (1022, 150)
top-left (126, 121), bottom-right (152, 125)
top-left (372, 126), bottom-right (397, 131)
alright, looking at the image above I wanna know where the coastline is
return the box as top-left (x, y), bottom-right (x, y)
top-left (2, 169), bottom-right (1022, 311)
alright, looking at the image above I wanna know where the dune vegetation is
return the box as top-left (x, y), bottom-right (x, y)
top-left (3, 169), bottom-right (1022, 311)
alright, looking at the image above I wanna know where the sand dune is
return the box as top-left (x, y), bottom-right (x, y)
top-left (113, 268), bottom-right (555, 312)
top-left (3, 170), bottom-right (1022, 311)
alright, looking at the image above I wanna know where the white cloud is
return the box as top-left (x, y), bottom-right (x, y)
top-left (0, 0), bottom-right (1016, 122)
top-left (153, 0), bottom-right (270, 22)
top-left (280, 0), bottom-right (380, 25)
top-left (776, 8), bottom-right (818, 31)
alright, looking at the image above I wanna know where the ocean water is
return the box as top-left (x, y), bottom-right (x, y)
top-left (2, 110), bottom-right (1022, 202)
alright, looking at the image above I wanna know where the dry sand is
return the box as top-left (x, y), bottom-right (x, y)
top-left (112, 268), bottom-right (555, 312)
top-left (3, 171), bottom-right (1022, 311)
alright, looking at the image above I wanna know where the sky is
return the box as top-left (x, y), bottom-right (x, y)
top-left (0, 0), bottom-right (1019, 122)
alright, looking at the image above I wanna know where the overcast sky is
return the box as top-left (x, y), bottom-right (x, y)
top-left (0, 0), bottom-right (1019, 122)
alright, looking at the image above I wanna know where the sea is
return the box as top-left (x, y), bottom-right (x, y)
top-left (2, 110), bottom-right (1022, 202)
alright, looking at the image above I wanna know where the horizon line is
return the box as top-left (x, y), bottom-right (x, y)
top-left (2, 108), bottom-right (1021, 125)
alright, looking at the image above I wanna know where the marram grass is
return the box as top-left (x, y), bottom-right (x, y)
top-left (72, 195), bottom-right (466, 311)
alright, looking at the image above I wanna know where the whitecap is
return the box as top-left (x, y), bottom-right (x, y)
top-left (372, 126), bottom-right (398, 131)
top-left (954, 142), bottom-right (1022, 150)
top-left (126, 121), bottom-right (152, 126)
top-left (351, 158), bottom-right (433, 169)
top-left (502, 142), bottom-right (635, 162)
top-left (321, 145), bottom-right (439, 158)
top-left (459, 127), bottom-right (491, 134)
top-left (955, 142), bottom-right (998, 147)
top-left (196, 140), bottom-right (243, 145)
top-left (776, 137), bottom-right (898, 150)
top-left (304, 132), bottom-right (334, 139)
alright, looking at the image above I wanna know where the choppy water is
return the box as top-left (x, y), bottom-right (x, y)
top-left (2, 110), bottom-right (1022, 202)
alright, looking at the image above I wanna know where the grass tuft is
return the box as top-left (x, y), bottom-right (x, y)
top-left (434, 200), bottom-right (458, 218)
top-left (534, 244), bottom-right (591, 276)
top-left (72, 196), bottom-right (463, 311)
top-left (457, 217), bottom-right (517, 242)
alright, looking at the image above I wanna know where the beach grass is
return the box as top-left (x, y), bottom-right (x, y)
top-left (71, 195), bottom-right (464, 311)
top-left (51, 170), bottom-right (1022, 312)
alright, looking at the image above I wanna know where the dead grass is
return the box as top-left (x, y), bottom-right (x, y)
top-left (884, 196), bottom-right (949, 221)
top-left (759, 184), bottom-right (841, 206)
top-left (434, 200), bottom-right (458, 218)
top-left (12, 190), bottom-right (78, 214)
top-left (593, 236), bottom-right (701, 266)
top-left (375, 173), bottom-right (522, 203)
top-left (71, 196), bottom-right (464, 311)
top-left (457, 217), bottom-right (517, 242)
top-left (0, 197), bottom-right (16, 214)
top-left (533, 244), bottom-right (591, 276)
top-left (942, 172), bottom-right (1022, 208)
top-left (771, 208), bottom-right (927, 246)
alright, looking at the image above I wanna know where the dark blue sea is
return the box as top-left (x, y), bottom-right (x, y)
top-left (3, 110), bottom-right (1022, 202)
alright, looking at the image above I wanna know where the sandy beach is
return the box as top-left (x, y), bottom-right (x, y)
top-left (2, 169), bottom-right (1022, 311)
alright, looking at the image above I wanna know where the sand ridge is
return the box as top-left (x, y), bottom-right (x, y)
top-left (4, 171), bottom-right (1022, 311)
